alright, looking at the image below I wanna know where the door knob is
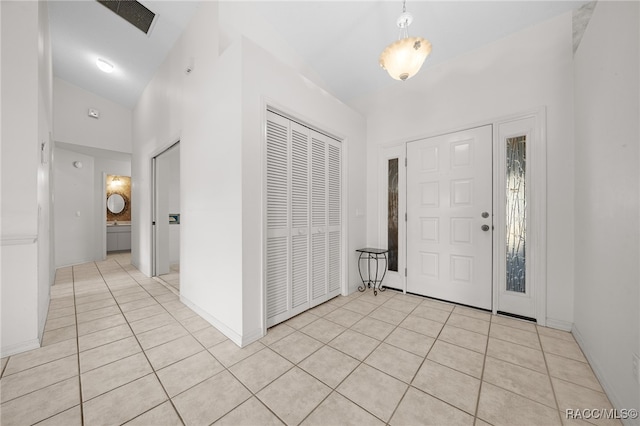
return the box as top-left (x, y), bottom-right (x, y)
top-left (481, 212), bottom-right (490, 218)
top-left (481, 224), bottom-right (490, 232)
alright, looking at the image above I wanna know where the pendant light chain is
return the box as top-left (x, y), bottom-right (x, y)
top-left (399, 0), bottom-right (411, 39)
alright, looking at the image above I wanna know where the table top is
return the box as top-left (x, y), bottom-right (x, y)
top-left (356, 247), bottom-right (389, 254)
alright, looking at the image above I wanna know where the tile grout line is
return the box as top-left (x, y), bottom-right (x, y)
top-left (295, 292), bottom-right (399, 426)
top-left (335, 297), bottom-right (557, 425)
top-left (298, 303), bottom-right (391, 426)
top-left (130, 256), bottom-right (291, 425)
top-left (536, 323), bottom-right (566, 425)
top-left (96, 257), bottom-right (188, 426)
top-left (472, 315), bottom-right (494, 425)
top-left (308, 293), bottom-right (459, 424)
top-left (32, 255), bottom-right (607, 426)
top-left (384, 299), bottom-right (454, 425)
top-left (116, 259), bottom-right (230, 417)
top-left (221, 347), bottom-right (291, 426)
top-left (258, 303), bottom-right (378, 425)
top-left (236, 292), bottom-right (395, 425)
top-left (72, 264), bottom-right (85, 426)
top-left (0, 358), bottom-right (80, 408)
top-left (85, 286), bottom-right (421, 422)
top-left (74, 265), bottom-right (161, 407)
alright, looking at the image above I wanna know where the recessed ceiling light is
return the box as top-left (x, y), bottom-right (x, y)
top-left (96, 58), bottom-right (114, 73)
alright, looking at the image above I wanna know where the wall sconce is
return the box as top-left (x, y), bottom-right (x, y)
top-left (111, 176), bottom-right (122, 187)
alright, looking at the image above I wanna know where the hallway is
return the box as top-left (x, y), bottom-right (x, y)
top-left (0, 255), bottom-right (617, 425)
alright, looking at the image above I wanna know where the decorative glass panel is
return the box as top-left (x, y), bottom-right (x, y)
top-left (506, 136), bottom-right (526, 293)
top-left (388, 158), bottom-right (399, 272)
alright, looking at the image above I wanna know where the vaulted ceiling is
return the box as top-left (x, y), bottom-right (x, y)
top-left (49, 1), bottom-right (589, 110)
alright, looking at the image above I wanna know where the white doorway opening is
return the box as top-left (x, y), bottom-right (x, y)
top-left (152, 142), bottom-right (180, 291)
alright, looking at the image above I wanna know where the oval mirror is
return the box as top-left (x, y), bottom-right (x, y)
top-left (107, 194), bottom-right (125, 214)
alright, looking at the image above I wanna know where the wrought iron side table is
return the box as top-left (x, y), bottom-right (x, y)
top-left (356, 248), bottom-right (389, 296)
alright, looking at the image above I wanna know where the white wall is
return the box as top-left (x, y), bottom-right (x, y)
top-left (217, 2), bottom-right (331, 97)
top-left (54, 148), bottom-right (95, 267)
top-left (52, 74), bottom-right (133, 266)
top-left (354, 12), bottom-right (576, 328)
top-left (573, 1), bottom-right (640, 421)
top-left (168, 146), bottom-right (180, 265)
top-left (240, 38), bottom-right (367, 342)
top-left (132, 1), bottom-right (246, 339)
top-left (53, 77), bottom-right (132, 153)
top-left (53, 145), bottom-right (130, 266)
top-left (1, 0), bottom-right (53, 357)
top-left (132, 2), bottom-right (215, 275)
top-left (133, 2), bottom-right (366, 345)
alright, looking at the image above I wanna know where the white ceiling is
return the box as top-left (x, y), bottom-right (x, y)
top-left (48, 1), bottom-right (201, 107)
top-left (49, 0), bottom-right (588, 110)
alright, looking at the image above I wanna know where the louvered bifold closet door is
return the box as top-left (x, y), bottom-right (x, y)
top-left (266, 112), bottom-right (313, 327)
top-left (290, 122), bottom-right (311, 312)
top-left (327, 140), bottom-right (342, 294)
top-left (310, 130), bottom-right (342, 305)
top-left (310, 133), bottom-right (327, 303)
top-left (266, 112), bottom-right (291, 325)
top-left (266, 110), bottom-right (341, 326)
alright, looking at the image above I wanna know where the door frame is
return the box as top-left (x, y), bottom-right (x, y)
top-left (493, 110), bottom-right (547, 326)
top-left (150, 140), bottom-right (180, 278)
top-left (377, 107), bottom-right (546, 325)
top-left (377, 144), bottom-right (407, 292)
top-left (261, 101), bottom-right (349, 334)
top-left (102, 172), bottom-right (107, 260)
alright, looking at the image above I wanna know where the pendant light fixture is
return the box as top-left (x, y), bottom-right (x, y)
top-left (379, 0), bottom-right (432, 81)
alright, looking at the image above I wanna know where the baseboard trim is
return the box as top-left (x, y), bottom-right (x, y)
top-left (179, 295), bottom-right (244, 347)
top-left (38, 286), bottom-right (52, 344)
top-left (55, 258), bottom-right (95, 269)
top-left (240, 328), bottom-right (264, 347)
top-left (1, 338), bottom-right (40, 358)
top-left (572, 325), bottom-right (637, 426)
top-left (545, 318), bottom-right (573, 331)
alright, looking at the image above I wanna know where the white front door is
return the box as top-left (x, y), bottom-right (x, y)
top-left (407, 126), bottom-right (493, 309)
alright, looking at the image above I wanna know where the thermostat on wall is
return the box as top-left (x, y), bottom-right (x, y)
top-left (88, 108), bottom-right (100, 119)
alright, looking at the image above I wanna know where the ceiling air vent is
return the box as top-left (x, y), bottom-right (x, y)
top-left (97, 0), bottom-right (156, 35)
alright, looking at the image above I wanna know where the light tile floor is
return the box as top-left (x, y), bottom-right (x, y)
top-left (0, 253), bottom-right (619, 426)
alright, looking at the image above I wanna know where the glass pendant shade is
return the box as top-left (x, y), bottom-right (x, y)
top-left (379, 36), bottom-right (432, 81)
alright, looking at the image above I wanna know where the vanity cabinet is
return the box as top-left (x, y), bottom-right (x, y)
top-left (107, 225), bottom-right (131, 252)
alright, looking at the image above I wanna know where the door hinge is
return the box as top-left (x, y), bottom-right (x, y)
top-left (405, 212), bottom-right (407, 222)
top-left (405, 157), bottom-right (407, 167)
top-left (152, 221), bottom-right (156, 226)
top-left (405, 267), bottom-right (407, 277)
